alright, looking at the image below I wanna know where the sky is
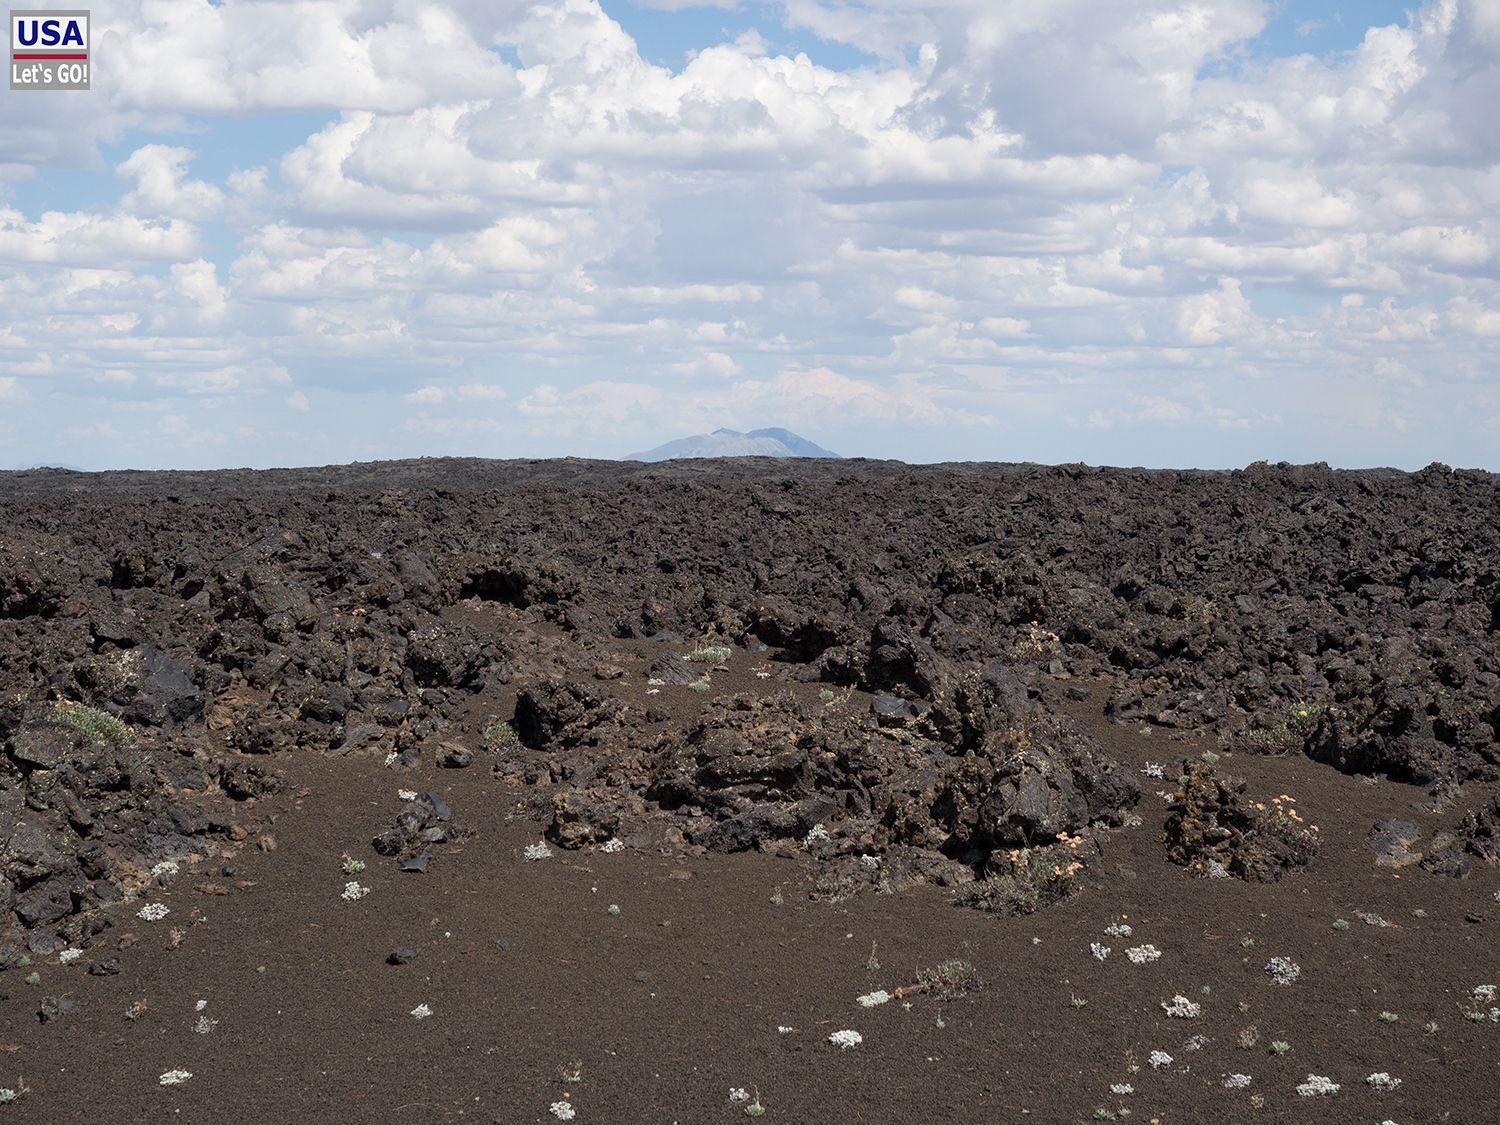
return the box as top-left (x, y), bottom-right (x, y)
top-left (1, 0), bottom-right (1498, 470)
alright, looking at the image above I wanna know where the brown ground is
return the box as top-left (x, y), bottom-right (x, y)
top-left (2, 651), bottom-right (1495, 1124)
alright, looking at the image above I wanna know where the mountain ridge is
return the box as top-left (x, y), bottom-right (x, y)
top-left (626, 427), bottom-right (840, 461)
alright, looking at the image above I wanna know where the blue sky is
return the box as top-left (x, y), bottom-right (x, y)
top-left (0, 0), bottom-right (1496, 470)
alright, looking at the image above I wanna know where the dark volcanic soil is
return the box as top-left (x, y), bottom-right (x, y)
top-left (0, 457), bottom-right (1497, 1124)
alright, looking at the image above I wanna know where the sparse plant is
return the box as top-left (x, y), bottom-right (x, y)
top-left (855, 959), bottom-right (971, 1013)
top-left (125, 999), bottom-right (148, 1020)
top-left (1269, 1040), bottom-right (1290, 1055)
top-left (482, 719), bottom-right (519, 751)
top-left (687, 679), bottom-right (711, 694)
top-left (1265, 957), bottom-right (1301, 986)
top-left (1425, 1021), bottom-right (1439, 1034)
top-left (818, 688), bottom-right (836, 702)
top-left (1378, 1011), bottom-right (1398, 1024)
top-left (865, 942), bottom-right (880, 973)
top-left (958, 837), bottom-right (1084, 915)
top-left (1071, 995), bottom-right (1088, 1009)
top-left (687, 645), bottom-right (732, 664)
top-left (23, 972), bottom-right (39, 987)
top-left (1237, 1026), bottom-right (1259, 1049)
top-left (1295, 1074), bottom-right (1339, 1097)
top-left (1332, 918), bottom-right (1349, 931)
top-left (902, 958), bottom-right (981, 1001)
top-left (744, 1088), bottom-right (766, 1117)
top-left (340, 854), bottom-right (365, 875)
top-left (1162, 995), bottom-right (1201, 1018)
top-left (803, 823), bottom-right (830, 848)
top-left (48, 703), bottom-right (129, 744)
top-left (1245, 702), bottom-right (1326, 755)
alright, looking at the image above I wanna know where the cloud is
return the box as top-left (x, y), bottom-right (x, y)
top-left (406, 382), bottom-right (509, 403)
top-left (0, 208), bottom-right (199, 266)
top-left (669, 351), bottom-right (744, 378)
top-left (117, 146), bottom-right (225, 220)
top-left (0, 0), bottom-right (1496, 469)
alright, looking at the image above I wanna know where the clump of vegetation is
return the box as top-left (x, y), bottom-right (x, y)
top-left (1244, 702), bottom-right (1327, 756)
top-left (482, 719), bottom-right (519, 751)
top-left (687, 679), bottom-right (711, 694)
top-left (911, 958), bottom-right (981, 1000)
top-left (877, 958), bottom-right (982, 1006)
top-left (48, 703), bottom-right (129, 744)
top-left (957, 837), bottom-right (1084, 915)
top-left (687, 645), bottom-right (732, 664)
top-left (340, 854), bottom-right (365, 875)
top-left (1163, 760), bottom-right (1319, 882)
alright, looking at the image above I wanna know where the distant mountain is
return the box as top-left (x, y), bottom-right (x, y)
top-left (626, 427), bottom-right (840, 462)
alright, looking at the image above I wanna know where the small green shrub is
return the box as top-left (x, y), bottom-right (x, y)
top-left (687, 680), bottom-right (711, 694)
top-left (482, 719), bottom-right (519, 751)
top-left (957, 840), bottom-right (1083, 915)
top-left (915, 958), bottom-right (980, 1000)
top-left (1244, 702), bottom-right (1326, 755)
top-left (687, 645), bottom-right (732, 664)
top-left (48, 704), bottom-right (129, 745)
